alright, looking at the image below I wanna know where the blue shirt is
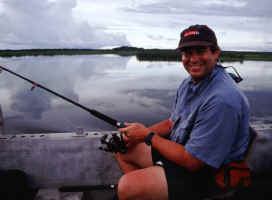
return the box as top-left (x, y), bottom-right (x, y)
top-left (170, 65), bottom-right (251, 168)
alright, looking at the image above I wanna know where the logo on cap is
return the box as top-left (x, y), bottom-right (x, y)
top-left (184, 30), bottom-right (200, 38)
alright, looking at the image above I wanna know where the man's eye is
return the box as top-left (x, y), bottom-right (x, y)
top-left (183, 52), bottom-right (192, 57)
top-left (197, 48), bottom-right (207, 54)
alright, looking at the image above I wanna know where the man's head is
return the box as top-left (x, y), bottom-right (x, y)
top-left (177, 25), bottom-right (220, 84)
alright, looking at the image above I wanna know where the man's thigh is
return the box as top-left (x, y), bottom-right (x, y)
top-left (118, 166), bottom-right (168, 200)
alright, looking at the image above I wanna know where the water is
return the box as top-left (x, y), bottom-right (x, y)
top-left (1, 55), bottom-right (272, 198)
top-left (0, 55), bottom-right (272, 135)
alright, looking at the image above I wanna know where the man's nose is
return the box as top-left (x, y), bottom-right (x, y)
top-left (189, 53), bottom-right (199, 63)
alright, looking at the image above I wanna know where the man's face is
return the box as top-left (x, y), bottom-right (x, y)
top-left (181, 46), bottom-right (220, 84)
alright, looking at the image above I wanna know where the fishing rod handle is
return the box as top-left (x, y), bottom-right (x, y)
top-left (116, 122), bottom-right (126, 128)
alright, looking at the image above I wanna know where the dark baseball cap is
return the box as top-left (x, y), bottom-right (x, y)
top-left (177, 24), bottom-right (218, 51)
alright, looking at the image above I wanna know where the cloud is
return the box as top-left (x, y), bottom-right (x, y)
top-left (199, 0), bottom-right (247, 7)
top-left (123, 0), bottom-right (271, 18)
top-left (119, 0), bottom-right (272, 50)
top-left (0, 0), bottom-right (129, 49)
top-left (146, 34), bottom-right (164, 41)
top-left (0, 0), bottom-right (271, 50)
top-left (10, 89), bottom-right (51, 119)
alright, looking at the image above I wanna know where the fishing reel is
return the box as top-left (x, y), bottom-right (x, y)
top-left (99, 132), bottom-right (128, 154)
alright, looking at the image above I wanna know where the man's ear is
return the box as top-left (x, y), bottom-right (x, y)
top-left (215, 48), bottom-right (221, 59)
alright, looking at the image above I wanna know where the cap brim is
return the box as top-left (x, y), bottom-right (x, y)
top-left (177, 41), bottom-right (213, 51)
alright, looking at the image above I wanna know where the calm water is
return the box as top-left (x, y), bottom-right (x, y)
top-left (0, 55), bottom-right (272, 135)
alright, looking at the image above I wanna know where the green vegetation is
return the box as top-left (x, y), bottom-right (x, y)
top-left (136, 49), bottom-right (272, 62)
top-left (220, 51), bottom-right (272, 62)
top-left (0, 46), bottom-right (272, 62)
top-left (0, 48), bottom-right (134, 57)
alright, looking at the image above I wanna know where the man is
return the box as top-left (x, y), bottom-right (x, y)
top-left (114, 25), bottom-right (251, 200)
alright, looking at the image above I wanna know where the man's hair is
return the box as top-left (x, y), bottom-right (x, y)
top-left (209, 44), bottom-right (220, 53)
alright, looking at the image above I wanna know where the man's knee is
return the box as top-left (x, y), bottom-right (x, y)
top-left (118, 173), bottom-right (146, 200)
top-left (118, 174), bottom-right (133, 200)
top-left (117, 167), bottom-right (168, 200)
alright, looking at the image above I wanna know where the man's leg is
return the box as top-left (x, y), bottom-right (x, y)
top-left (114, 142), bottom-right (153, 174)
top-left (118, 166), bottom-right (168, 200)
top-left (114, 143), bottom-right (168, 200)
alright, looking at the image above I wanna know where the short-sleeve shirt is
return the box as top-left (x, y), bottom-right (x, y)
top-left (170, 65), bottom-right (251, 168)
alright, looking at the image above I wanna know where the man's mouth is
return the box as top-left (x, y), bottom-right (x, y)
top-left (190, 65), bottom-right (202, 72)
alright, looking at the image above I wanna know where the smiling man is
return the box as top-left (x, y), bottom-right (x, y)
top-left (114, 25), bottom-right (251, 200)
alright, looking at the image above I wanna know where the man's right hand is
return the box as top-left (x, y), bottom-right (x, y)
top-left (119, 122), bottom-right (150, 145)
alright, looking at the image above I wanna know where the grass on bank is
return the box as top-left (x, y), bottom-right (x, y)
top-left (0, 46), bottom-right (272, 62)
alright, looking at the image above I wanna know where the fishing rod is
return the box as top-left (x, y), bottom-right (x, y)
top-left (0, 65), bottom-right (128, 153)
top-left (0, 66), bottom-right (125, 129)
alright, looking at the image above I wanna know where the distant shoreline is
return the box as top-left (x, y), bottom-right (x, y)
top-left (0, 46), bottom-right (272, 62)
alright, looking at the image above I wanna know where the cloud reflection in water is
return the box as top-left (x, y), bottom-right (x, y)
top-left (1, 56), bottom-right (272, 173)
top-left (0, 57), bottom-right (271, 135)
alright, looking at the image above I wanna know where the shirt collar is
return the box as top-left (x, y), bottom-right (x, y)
top-left (188, 64), bottom-right (221, 93)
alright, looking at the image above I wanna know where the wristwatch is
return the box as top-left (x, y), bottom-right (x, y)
top-left (144, 132), bottom-right (156, 146)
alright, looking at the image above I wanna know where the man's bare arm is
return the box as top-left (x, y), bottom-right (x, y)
top-left (119, 122), bottom-right (205, 171)
top-left (151, 134), bottom-right (205, 171)
top-left (147, 119), bottom-right (173, 137)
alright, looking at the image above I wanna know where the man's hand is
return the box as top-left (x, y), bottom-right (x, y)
top-left (119, 122), bottom-right (151, 146)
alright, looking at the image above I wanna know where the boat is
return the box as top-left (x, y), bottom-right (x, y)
top-left (0, 131), bottom-right (122, 200)
top-left (0, 128), bottom-right (272, 200)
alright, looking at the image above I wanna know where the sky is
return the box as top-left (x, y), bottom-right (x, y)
top-left (0, 0), bottom-right (271, 51)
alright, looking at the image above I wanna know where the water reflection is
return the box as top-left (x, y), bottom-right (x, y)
top-left (226, 61), bottom-right (272, 131)
top-left (0, 55), bottom-right (132, 133)
top-left (0, 56), bottom-right (271, 135)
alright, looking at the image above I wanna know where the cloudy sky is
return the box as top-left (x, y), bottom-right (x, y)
top-left (0, 0), bottom-right (271, 51)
